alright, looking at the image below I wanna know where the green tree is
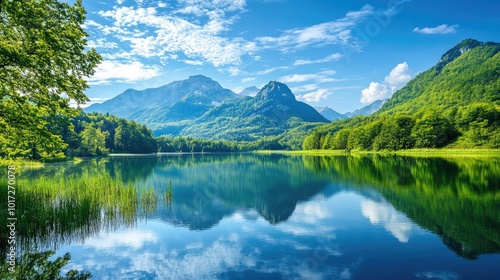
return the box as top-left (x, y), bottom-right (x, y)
top-left (0, 251), bottom-right (90, 280)
top-left (0, 0), bottom-right (101, 159)
top-left (303, 130), bottom-right (324, 150)
top-left (80, 124), bottom-right (108, 156)
top-left (373, 115), bottom-right (415, 150)
top-left (332, 129), bottom-right (351, 150)
top-left (412, 114), bottom-right (458, 148)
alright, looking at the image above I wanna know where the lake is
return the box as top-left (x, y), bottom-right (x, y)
top-left (7, 153), bottom-right (500, 279)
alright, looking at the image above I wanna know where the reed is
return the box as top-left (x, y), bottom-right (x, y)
top-left (0, 172), bottom-right (169, 257)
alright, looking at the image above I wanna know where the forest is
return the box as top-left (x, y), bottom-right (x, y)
top-left (303, 40), bottom-right (500, 151)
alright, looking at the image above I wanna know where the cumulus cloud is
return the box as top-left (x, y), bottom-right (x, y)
top-left (84, 230), bottom-right (158, 249)
top-left (88, 60), bottom-right (161, 85)
top-left (360, 62), bottom-right (412, 103)
top-left (361, 199), bottom-right (413, 243)
top-left (298, 89), bottom-right (333, 103)
top-left (413, 24), bottom-right (458, 35)
top-left (384, 62), bottom-right (412, 93)
top-left (360, 82), bottom-right (389, 104)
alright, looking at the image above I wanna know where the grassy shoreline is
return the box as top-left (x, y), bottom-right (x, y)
top-left (255, 148), bottom-right (500, 158)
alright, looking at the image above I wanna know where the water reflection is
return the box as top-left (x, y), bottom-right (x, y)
top-left (2, 153), bottom-right (499, 270)
top-left (361, 199), bottom-right (413, 243)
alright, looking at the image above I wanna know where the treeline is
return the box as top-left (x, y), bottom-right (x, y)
top-left (0, 112), bottom-right (158, 159)
top-left (156, 135), bottom-right (289, 153)
top-left (303, 103), bottom-right (500, 151)
top-left (62, 113), bottom-right (157, 157)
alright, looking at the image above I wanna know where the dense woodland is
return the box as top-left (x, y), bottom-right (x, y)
top-left (303, 40), bottom-right (500, 151)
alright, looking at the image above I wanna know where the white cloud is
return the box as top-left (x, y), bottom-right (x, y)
top-left (360, 62), bottom-right (412, 103)
top-left (88, 60), bottom-right (161, 85)
top-left (298, 88), bottom-right (332, 103)
top-left (294, 53), bottom-right (343, 66)
top-left (384, 62), bottom-right (412, 93)
top-left (280, 74), bottom-right (321, 83)
top-left (360, 82), bottom-right (389, 104)
top-left (255, 66), bottom-right (290, 75)
top-left (256, 5), bottom-right (374, 51)
top-left (413, 24), bottom-right (458, 35)
top-left (87, 39), bottom-right (118, 49)
top-left (85, 230), bottom-right (158, 249)
top-left (227, 66), bottom-right (242, 76)
top-left (361, 199), bottom-right (413, 243)
top-left (279, 71), bottom-right (336, 84)
top-left (70, 97), bottom-right (111, 108)
top-left (291, 84), bottom-right (318, 93)
top-left (241, 77), bottom-right (256, 83)
top-left (82, 19), bottom-right (103, 29)
top-left (96, 4), bottom-right (247, 67)
top-left (183, 59), bottom-right (204, 65)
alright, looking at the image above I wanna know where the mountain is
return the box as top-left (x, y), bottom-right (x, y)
top-left (380, 39), bottom-right (500, 114)
top-left (86, 77), bottom-right (328, 141)
top-left (304, 39), bottom-right (500, 150)
top-left (346, 99), bottom-right (387, 117)
top-left (181, 81), bottom-right (329, 140)
top-left (314, 107), bottom-right (348, 121)
top-left (239, 86), bottom-right (259, 97)
top-left (85, 75), bottom-right (238, 123)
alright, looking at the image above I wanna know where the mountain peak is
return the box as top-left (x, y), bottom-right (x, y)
top-left (187, 74), bottom-right (214, 82)
top-left (436, 39), bottom-right (483, 72)
top-left (255, 81), bottom-right (296, 102)
top-left (239, 86), bottom-right (260, 97)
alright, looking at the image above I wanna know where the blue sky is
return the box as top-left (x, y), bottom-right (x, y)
top-left (76, 0), bottom-right (500, 113)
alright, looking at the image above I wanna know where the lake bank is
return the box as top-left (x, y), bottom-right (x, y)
top-left (255, 148), bottom-right (500, 158)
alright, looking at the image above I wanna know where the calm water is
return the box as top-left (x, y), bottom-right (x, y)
top-left (13, 154), bottom-right (500, 279)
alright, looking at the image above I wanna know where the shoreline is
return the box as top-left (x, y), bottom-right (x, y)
top-left (254, 149), bottom-right (500, 158)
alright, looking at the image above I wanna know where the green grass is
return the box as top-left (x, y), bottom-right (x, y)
top-left (0, 172), bottom-right (172, 256)
top-left (255, 148), bottom-right (500, 158)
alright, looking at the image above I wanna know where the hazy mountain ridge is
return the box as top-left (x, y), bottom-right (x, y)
top-left (347, 99), bottom-right (388, 117)
top-left (86, 75), bottom-right (238, 123)
top-left (314, 107), bottom-right (348, 121)
top-left (239, 86), bottom-right (260, 97)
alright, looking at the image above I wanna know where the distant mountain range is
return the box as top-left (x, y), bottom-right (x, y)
top-left (86, 76), bottom-right (330, 140)
top-left (314, 99), bottom-right (387, 121)
top-left (238, 86), bottom-right (260, 97)
top-left (87, 75), bottom-right (237, 124)
top-left (314, 107), bottom-right (348, 121)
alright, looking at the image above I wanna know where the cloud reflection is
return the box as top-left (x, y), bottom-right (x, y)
top-left (415, 270), bottom-right (461, 280)
top-left (84, 230), bottom-right (158, 249)
top-left (361, 199), bottom-right (413, 243)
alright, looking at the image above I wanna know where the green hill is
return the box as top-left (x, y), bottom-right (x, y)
top-left (304, 39), bottom-right (500, 150)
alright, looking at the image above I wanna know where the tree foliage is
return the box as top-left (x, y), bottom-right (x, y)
top-left (303, 40), bottom-right (500, 151)
top-left (65, 113), bottom-right (157, 156)
top-left (0, 0), bottom-right (101, 159)
top-left (0, 251), bottom-right (90, 280)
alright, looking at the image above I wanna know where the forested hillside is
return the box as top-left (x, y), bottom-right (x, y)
top-left (303, 39), bottom-right (500, 151)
